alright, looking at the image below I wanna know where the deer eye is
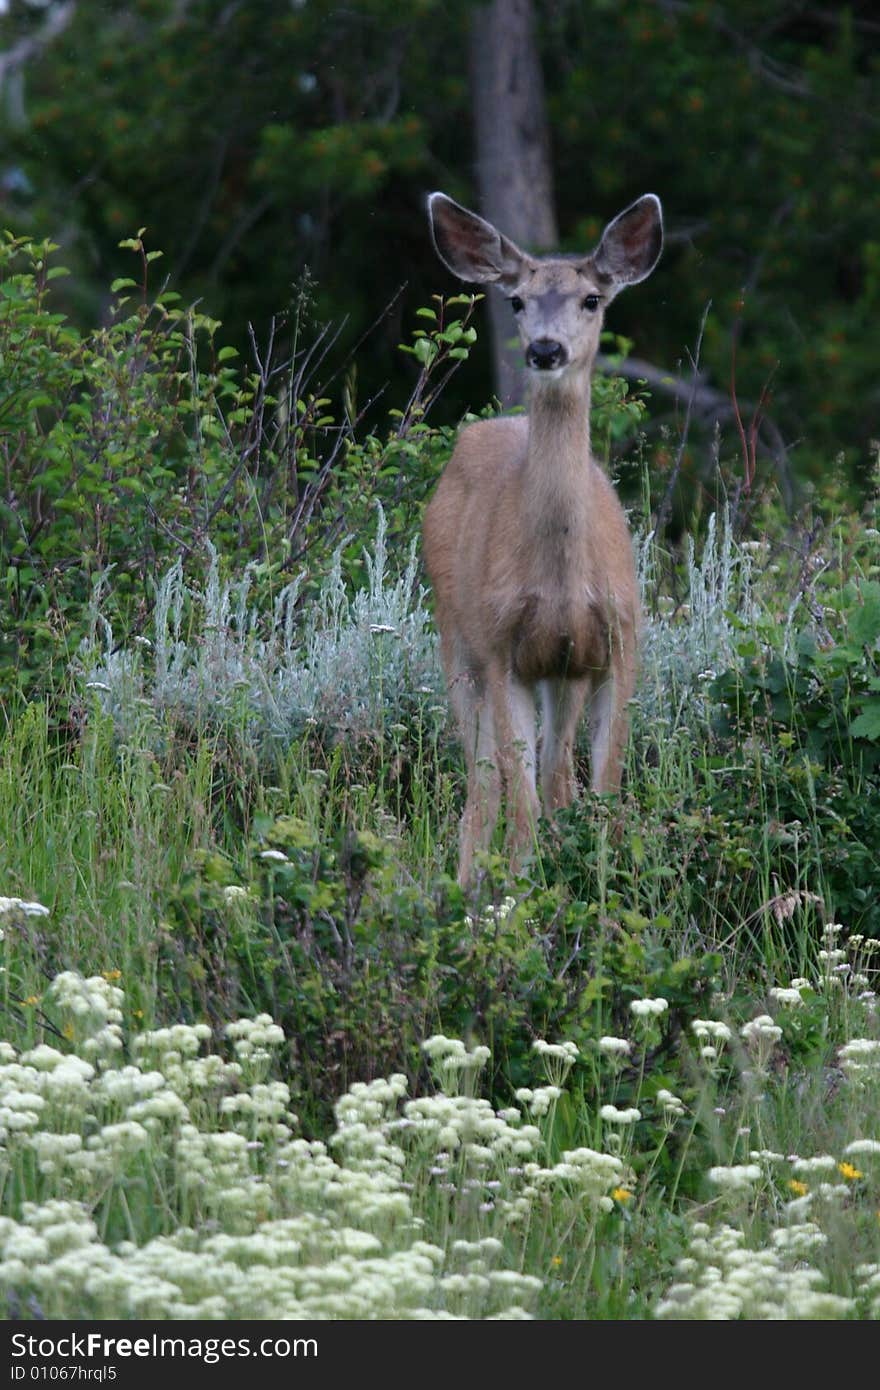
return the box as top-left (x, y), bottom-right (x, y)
top-left (582, 294), bottom-right (600, 312)
top-left (510, 296), bottom-right (524, 314)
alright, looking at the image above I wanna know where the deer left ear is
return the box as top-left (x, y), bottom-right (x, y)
top-left (593, 194), bottom-right (663, 291)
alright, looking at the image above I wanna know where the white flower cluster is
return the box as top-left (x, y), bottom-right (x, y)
top-left (224, 1015), bottom-right (286, 1065)
top-left (768, 985), bottom-right (805, 1006)
top-left (531, 1039), bottom-right (579, 1063)
top-left (707, 1163), bottom-right (763, 1190)
top-left (740, 1014), bottom-right (783, 1073)
top-left (790, 1154), bottom-right (838, 1175)
top-left (0, 896), bottom-right (50, 918)
top-left (530, 1147), bottom-right (631, 1211)
top-left (630, 997), bottom-right (669, 1021)
top-left (47, 972), bottom-right (124, 1059)
top-left (692, 1018), bottom-right (732, 1041)
top-left (740, 1014), bottom-right (782, 1044)
top-left (656, 1089), bottom-right (686, 1123)
top-left (600, 1104), bottom-right (641, 1126)
top-left (515, 1085), bottom-right (562, 1118)
top-left (780, 925), bottom-right (879, 1006)
top-left (531, 1038), bottom-right (579, 1085)
top-left (135, 1023), bottom-right (213, 1059)
top-left (421, 1036), bottom-right (492, 1095)
top-left (691, 1017), bottom-right (732, 1066)
top-left (130, 1024), bottom-right (242, 1101)
top-left (838, 1038), bottom-right (880, 1083)
top-left (1, 977), bottom-right (633, 1319)
top-left (656, 1221), bottom-right (854, 1320)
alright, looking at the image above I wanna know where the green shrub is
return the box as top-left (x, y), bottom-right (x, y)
top-left (709, 579), bottom-right (880, 941)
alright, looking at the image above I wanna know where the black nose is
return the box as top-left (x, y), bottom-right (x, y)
top-left (526, 338), bottom-right (567, 370)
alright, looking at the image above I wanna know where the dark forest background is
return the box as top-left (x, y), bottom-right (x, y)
top-left (2, 0), bottom-right (879, 500)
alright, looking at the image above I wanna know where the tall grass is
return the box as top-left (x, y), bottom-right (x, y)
top-left (2, 492), bottom-right (879, 1319)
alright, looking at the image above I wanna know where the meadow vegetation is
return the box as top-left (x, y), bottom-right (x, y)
top-left (1, 235), bottom-right (879, 1319)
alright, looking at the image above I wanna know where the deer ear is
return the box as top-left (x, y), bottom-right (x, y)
top-left (593, 194), bottom-right (663, 292)
top-left (427, 193), bottom-right (525, 289)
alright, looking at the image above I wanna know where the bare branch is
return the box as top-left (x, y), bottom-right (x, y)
top-left (597, 350), bottom-right (796, 507)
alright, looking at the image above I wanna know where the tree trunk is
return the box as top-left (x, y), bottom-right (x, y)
top-left (469, 0), bottom-right (558, 406)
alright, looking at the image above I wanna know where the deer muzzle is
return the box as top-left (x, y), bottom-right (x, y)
top-left (526, 338), bottom-right (568, 371)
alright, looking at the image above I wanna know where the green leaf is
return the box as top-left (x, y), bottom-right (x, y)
top-left (413, 337), bottom-right (436, 365)
top-left (848, 582), bottom-right (880, 648)
top-left (850, 699), bottom-right (880, 741)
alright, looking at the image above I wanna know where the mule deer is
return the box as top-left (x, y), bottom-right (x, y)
top-left (423, 191), bottom-right (663, 886)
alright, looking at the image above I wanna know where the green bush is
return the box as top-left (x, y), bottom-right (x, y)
top-left (154, 813), bottom-right (722, 1132)
top-left (0, 235), bottom-right (465, 706)
top-left (709, 579), bottom-right (880, 941)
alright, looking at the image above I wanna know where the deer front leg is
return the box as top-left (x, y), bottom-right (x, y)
top-left (588, 637), bottom-right (637, 794)
top-left (446, 649), bottom-right (501, 886)
top-left (458, 697), bottom-right (502, 887)
top-left (487, 661), bottom-right (539, 871)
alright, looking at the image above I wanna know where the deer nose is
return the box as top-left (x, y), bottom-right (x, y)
top-left (526, 338), bottom-right (567, 370)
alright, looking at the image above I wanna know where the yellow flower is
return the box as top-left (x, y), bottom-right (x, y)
top-left (787, 1179), bottom-right (809, 1196)
top-left (612, 1187), bottom-right (634, 1203)
top-left (551, 1256), bottom-right (563, 1267)
top-left (23, 995), bottom-right (41, 1007)
top-left (838, 1162), bottom-right (863, 1181)
top-left (102, 969), bottom-right (122, 982)
top-left (62, 1022), bottom-right (75, 1041)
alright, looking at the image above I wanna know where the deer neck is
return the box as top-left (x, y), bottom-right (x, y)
top-left (523, 368), bottom-right (594, 537)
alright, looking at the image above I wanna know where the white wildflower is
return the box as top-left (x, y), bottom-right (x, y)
top-left (692, 1019), bottom-right (732, 1042)
top-left (740, 1015), bottom-right (782, 1044)
top-left (630, 997), bottom-right (668, 1020)
top-left (0, 897), bottom-right (50, 918)
top-left (600, 1104), bottom-right (641, 1125)
top-left (707, 1164), bottom-right (763, 1190)
top-left (768, 987), bottom-right (804, 1006)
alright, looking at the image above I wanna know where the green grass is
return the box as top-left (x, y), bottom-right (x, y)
top-left (1, 503), bottom-right (879, 1319)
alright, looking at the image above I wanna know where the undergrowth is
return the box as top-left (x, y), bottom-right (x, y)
top-left (2, 234), bottom-right (879, 1319)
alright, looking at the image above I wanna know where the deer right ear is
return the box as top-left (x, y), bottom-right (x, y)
top-left (427, 193), bottom-right (524, 288)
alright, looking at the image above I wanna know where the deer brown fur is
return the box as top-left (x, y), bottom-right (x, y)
top-left (422, 191), bottom-right (663, 886)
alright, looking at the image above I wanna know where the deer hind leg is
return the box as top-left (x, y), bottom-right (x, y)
top-left (486, 662), bottom-right (538, 872)
top-left (539, 675), bottom-right (591, 813)
top-left (588, 636), bottom-right (637, 794)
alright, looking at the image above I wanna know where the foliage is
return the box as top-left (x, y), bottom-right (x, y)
top-left (155, 823), bottom-right (722, 1132)
top-left (3, 466), bottom-right (880, 1316)
top-left (78, 506), bottom-right (445, 759)
top-left (1, 928), bottom-right (878, 1320)
top-left (709, 578), bottom-right (880, 941)
top-left (0, 233), bottom-right (474, 704)
top-left (1, 60), bottom-right (879, 1312)
top-left (2, 1), bottom-right (879, 492)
